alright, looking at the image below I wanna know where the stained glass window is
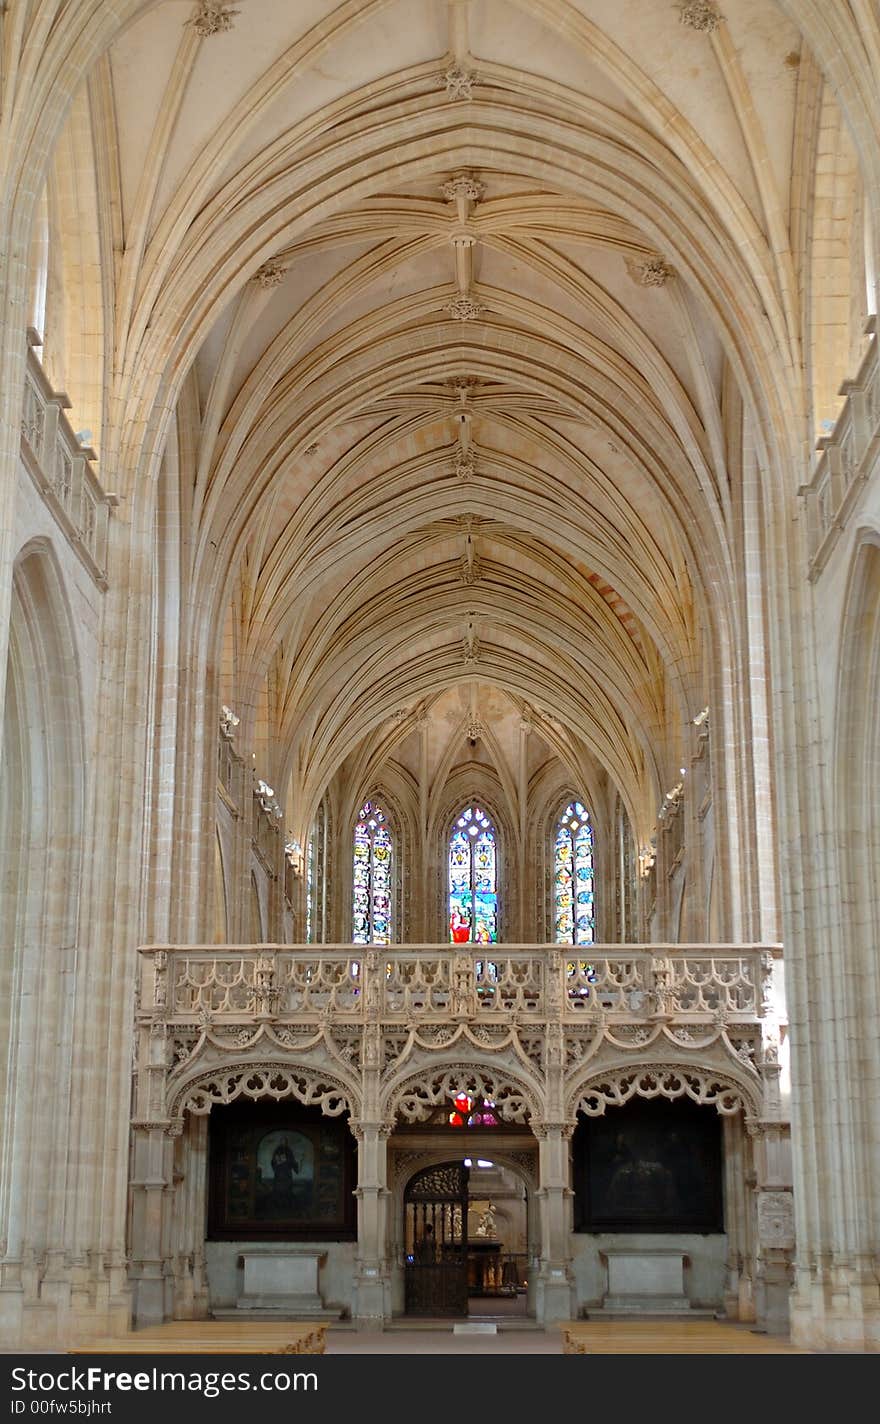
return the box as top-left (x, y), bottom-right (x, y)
top-left (449, 805), bottom-right (498, 943)
top-left (447, 1091), bottom-right (499, 1128)
top-left (554, 799), bottom-right (594, 944)
top-left (352, 800), bottom-right (393, 944)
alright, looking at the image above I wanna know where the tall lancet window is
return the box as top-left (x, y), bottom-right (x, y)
top-left (352, 800), bottom-right (393, 944)
top-left (449, 805), bottom-right (498, 943)
top-left (554, 800), bottom-right (595, 944)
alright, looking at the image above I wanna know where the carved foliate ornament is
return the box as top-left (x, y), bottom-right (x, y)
top-left (626, 254), bottom-right (676, 288)
top-left (442, 174), bottom-right (485, 204)
top-left (445, 296), bottom-right (484, 321)
top-left (459, 551), bottom-right (482, 584)
top-left (678, 1), bottom-right (723, 32)
top-left (573, 1065), bottom-right (751, 1118)
top-left (443, 66), bottom-right (475, 100)
top-left (447, 376), bottom-right (479, 397)
top-left (172, 1064), bottom-right (355, 1121)
top-left (390, 1066), bottom-right (535, 1124)
top-left (757, 1191), bottom-right (795, 1249)
top-left (188, 2), bottom-right (240, 38)
top-left (253, 259), bottom-right (286, 290)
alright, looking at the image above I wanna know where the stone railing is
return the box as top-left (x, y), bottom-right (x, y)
top-left (217, 727), bottom-right (241, 805)
top-left (800, 317), bottom-right (880, 580)
top-left (251, 795), bottom-right (280, 870)
top-left (19, 337), bottom-right (114, 586)
top-left (139, 943), bottom-right (782, 1031)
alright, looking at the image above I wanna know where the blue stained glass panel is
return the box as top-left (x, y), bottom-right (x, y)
top-left (554, 800), bottom-right (594, 944)
top-left (352, 800), bottom-right (393, 944)
top-left (449, 806), bottom-right (498, 942)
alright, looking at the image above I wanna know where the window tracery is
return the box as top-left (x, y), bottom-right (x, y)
top-left (448, 805), bottom-right (498, 943)
top-left (554, 800), bottom-right (594, 944)
top-left (353, 799), bottom-right (393, 944)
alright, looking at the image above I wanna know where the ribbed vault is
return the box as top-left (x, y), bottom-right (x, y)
top-left (6, 0), bottom-right (878, 937)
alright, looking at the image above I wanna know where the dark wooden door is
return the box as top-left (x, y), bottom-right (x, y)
top-left (404, 1162), bottom-right (470, 1316)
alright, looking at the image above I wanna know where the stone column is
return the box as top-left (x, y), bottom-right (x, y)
top-left (351, 1119), bottom-right (392, 1329)
top-left (129, 1120), bottom-right (174, 1329)
top-left (533, 1121), bottom-right (575, 1325)
top-left (518, 714), bottom-right (529, 940)
top-left (721, 1112), bottom-right (755, 1321)
top-left (351, 996), bottom-right (390, 1328)
top-left (749, 1120), bottom-right (794, 1335)
top-left (128, 962), bottom-right (175, 1329)
top-left (170, 1117), bottom-right (209, 1321)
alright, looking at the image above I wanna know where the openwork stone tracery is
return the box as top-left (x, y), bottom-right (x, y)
top-left (137, 943), bottom-right (782, 1137)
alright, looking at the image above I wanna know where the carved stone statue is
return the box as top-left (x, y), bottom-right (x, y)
top-left (474, 1203), bottom-right (498, 1238)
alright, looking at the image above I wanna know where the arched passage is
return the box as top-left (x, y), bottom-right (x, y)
top-left (0, 542), bottom-right (83, 1303)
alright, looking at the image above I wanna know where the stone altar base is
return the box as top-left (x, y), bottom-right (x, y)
top-left (598, 1247), bottom-right (694, 1315)
top-left (234, 1248), bottom-right (340, 1318)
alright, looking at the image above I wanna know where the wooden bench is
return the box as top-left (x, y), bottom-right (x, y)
top-left (71, 1322), bottom-right (327, 1355)
top-left (559, 1319), bottom-right (804, 1354)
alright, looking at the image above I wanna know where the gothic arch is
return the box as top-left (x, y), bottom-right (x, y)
top-left (346, 786), bottom-right (405, 946)
top-left (830, 530), bottom-right (880, 1261)
top-left (536, 786), bottom-right (601, 946)
top-left (382, 1060), bottom-right (543, 1128)
top-left (393, 1145), bottom-right (539, 1199)
top-left (0, 540), bottom-right (85, 1263)
top-left (168, 1059), bottom-right (361, 1129)
top-left (565, 1060), bottom-right (761, 1123)
top-left (834, 529), bottom-right (880, 924)
top-left (438, 793), bottom-right (507, 944)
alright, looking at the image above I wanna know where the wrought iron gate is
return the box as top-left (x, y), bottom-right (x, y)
top-left (404, 1162), bottom-right (470, 1316)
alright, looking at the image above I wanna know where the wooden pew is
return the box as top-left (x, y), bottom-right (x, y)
top-left (559, 1320), bottom-right (804, 1355)
top-left (70, 1321), bottom-right (327, 1355)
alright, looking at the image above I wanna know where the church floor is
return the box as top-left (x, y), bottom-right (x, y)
top-left (326, 1320), bottom-right (806, 1353)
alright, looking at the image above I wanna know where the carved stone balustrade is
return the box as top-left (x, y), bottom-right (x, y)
top-left (19, 337), bottom-right (114, 586)
top-left (135, 944), bottom-right (786, 1135)
top-left (140, 943), bottom-right (776, 1024)
top-left (800, 317), bottom-right (879, 579)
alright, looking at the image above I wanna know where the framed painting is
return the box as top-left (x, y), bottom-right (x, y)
top-left (207, 1101), bottom-right (357, 1240)
top-left (572, 1097), bottom-right (724, 1234)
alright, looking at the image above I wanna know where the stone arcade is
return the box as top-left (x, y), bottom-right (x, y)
top-left (0, 0), bottom-right (879, 1354)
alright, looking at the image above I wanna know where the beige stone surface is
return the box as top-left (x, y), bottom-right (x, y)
top-left (0, 0), bottom-right (878, 1354)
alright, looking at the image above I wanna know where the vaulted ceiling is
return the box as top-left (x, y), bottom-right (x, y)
top-left (21, 0), bottom-right (876, 842)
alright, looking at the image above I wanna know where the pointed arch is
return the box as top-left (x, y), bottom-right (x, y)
top-left (352, 797), bottom-right (395, 945)
top-left (0, 539), bottom-right (84, 1263)
top-left (552, 798), bottom-right (595, 946)
top-left (448, 804), bottom-right (499, 946)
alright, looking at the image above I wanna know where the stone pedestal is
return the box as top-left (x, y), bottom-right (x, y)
top-left (600, 1247), bottom-right (691, 1313)
top-left (236, 1249), bottom-right (334, 1316)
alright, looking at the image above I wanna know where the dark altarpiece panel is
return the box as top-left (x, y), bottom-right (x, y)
top-left (572, 1097), bottom-right (724, 1233)
top-left (207, 1101), bottom-right (356, 1240)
